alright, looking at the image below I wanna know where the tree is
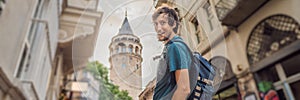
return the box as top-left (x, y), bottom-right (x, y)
top-left (86, 61), bottom-right (133, 100)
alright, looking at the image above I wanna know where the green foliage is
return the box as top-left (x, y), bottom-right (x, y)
top-left (87, 61), bottom-right (133, 100)
top-left (258, 81), bottom-right (273, 93)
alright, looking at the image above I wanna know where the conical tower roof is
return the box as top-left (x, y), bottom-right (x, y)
top-left (118, 14), bottom-right (134, 34)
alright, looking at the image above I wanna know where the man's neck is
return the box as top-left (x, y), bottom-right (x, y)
top-left (163, 33), bottom-right (176, 44)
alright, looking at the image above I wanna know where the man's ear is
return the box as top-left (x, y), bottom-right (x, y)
top-left (172, 22), bottom-right (176, 28)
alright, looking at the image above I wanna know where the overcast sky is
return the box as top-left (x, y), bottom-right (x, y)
top-left (92, 0), bottom-right (162, 88)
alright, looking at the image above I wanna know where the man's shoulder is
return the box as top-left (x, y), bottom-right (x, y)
top-left (167, 40), bottom-right (187, 49)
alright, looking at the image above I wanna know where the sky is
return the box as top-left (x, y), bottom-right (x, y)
top-left (92, 0), bottom-right (162, 88)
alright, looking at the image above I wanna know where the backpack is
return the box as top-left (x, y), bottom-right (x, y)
top-left (169, 40), bottom-right (216, 100)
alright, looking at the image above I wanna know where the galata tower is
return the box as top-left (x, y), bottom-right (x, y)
top-left (108, 11), bottom-right (143, 99)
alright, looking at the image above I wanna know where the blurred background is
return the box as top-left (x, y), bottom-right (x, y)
top-left (0, 0), bottom-right (300, 100)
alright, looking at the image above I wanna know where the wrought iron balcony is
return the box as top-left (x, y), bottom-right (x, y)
top-left (215, 0), bottom-right (269, 27)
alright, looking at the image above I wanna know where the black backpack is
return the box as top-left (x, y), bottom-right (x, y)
top-left (169, 40), bottom-right (216, 100)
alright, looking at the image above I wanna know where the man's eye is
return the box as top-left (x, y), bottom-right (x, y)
top-left (160, 22), bottom-right (166, 25)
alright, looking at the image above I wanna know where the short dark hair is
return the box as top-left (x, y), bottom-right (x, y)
top-left (152, 6), bottom-right (179, 33)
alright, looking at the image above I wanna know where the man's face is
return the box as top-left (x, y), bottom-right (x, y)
top-left (153, 14), bottom-right (176, 41)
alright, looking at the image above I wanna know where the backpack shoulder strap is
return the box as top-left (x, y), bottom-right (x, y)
top-left (170, 40), bottom-right (194, 62)
top-left (172, 40), bottom-right (214, 85)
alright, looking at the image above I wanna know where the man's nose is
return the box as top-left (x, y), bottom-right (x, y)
top-left (156, 25), bottom-right (162, 33)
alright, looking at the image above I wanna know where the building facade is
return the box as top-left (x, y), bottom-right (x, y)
top-left (1, 0), bottom-right (60, 99)
top-left (140, 0), bottom-right (300, 99)
top-left (0, 0), bottom-right (102, 99)
top-left (213, 0), bottom-right (300, 99)
top-left (109, 14), bottom-right (143, 99)
top-left (56, 0), bottom-right (102, 99)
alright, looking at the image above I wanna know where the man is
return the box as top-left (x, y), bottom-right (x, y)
top-left (152, 6), bottom-right (193, 100)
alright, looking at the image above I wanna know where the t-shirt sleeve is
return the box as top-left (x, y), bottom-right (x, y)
top-left (167, 43), bottom-right (190, 72)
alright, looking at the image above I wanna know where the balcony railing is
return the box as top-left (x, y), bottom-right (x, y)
top-left (215, 0), bottom-right (269, 27)
top-left (215, 0), bottom-right (239, 20)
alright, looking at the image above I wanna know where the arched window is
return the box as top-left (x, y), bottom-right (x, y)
top-left (136, 64), bottom-right (139, 70)
top-left (115, 46), bottom-right (119, 53)
top-left (247, 14), bottom-right (300, 66)
top-left (118, 43), bottom-right (126, 53)
top-left (135, 46), bottom-right (139, 54)
top-left (134, 39), bottom-right (139, 43)
top-left (129, 45), bottom-right (133, 53)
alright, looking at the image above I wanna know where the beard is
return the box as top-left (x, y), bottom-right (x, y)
top-left (158, 36), bottom-right (169, 41)
top-left (157, 32), bottom-right (171, 41)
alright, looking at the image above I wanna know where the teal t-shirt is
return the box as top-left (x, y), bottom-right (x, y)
top-left (153, 35), bottom-right (192, 99)
top-left (167, 37), bottom-right (191, 72)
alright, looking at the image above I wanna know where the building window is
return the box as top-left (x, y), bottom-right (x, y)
top-left (122, 63), bottom-right (126, 68)
top-left (129, 45), bottom-right (133, 53)
top-left (135, 46), bottom-right (139, 54)
top-left (0, 0), bottom-right (5, 15)
top-left (247, 14), bottom-right (300, 66)
top-left (15, 0), bottom-right (47, 79)
top-left (118, 43), bottom-right (126, 53)
top-left (115, 46), bottom-right (119, 53)
top-left (191, 17), bottom-right (201, 44)
top-left (255, 65), bottom-right (280, 83)
top-left (281, 53), bottom-right (300, 77)
top-left (28, 0), bottom-right (43, 43)
top-left (203, 2), bottom-right (214, 31)
top-left (15, 44), bottom-right (29, 78)
top-left (291, 80), bottom-right (300, 99)
top-left (122, 47), bottom-right (126, 53)
top-left (134, 39), bottom-right (139, 43)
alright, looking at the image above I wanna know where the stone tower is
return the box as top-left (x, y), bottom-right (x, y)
top-left (109, 12), bottom-right (143, 99)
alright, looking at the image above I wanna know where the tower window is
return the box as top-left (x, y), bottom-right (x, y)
top-left (134, 39), bottom-right (139, 43)
top-left (122, 63), bottom-right (126, 68)
top-left (135, 46), bottom-right (139, 54)
top-left (129, 45), bottom-right (133, 53)
top-left (115, 46), bottom-right (120, 53)
top-left (118, 43), bottom-right (126, 53)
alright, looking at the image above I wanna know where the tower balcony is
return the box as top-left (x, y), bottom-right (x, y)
top-left (215, 0), bottom-right (269, 27)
